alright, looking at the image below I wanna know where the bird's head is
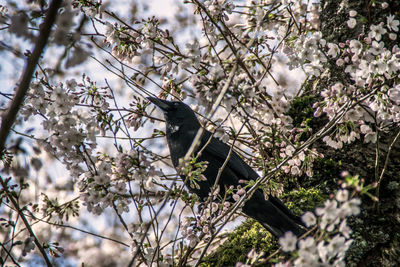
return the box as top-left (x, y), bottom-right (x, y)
top-left (147, 97), bottom-right (201, 134)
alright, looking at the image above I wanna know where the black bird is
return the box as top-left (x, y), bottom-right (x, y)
top-left (147, 97), bottom-right (305, 238)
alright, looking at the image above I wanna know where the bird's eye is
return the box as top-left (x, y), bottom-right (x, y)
top-left (174, 102), bottom-right (179, 106)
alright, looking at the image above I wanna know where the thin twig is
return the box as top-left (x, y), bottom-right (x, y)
top-left (376, 128), bottom-right (400, 199)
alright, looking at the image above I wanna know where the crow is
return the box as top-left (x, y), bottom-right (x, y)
top-left (147, 97), bottom-right (306, 238)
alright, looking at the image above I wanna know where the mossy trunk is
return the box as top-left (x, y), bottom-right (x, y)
top-left (200, 1), bottom-right (400, 266)
top-left (319, 0), bottom-right (400, 265)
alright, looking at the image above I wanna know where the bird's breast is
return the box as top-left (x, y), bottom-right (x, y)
top-left (166, 129), bottom-right (198, 167)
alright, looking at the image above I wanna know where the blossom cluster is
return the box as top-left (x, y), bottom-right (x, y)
top-left (79, 148), bottom-right (163, 215)
top-left (20, 77), bottom-right (163, 218)
top-left (21, 81), bottom-right (98, 176)
top-left (275, 187), bottom-right (361, 267)
top-left (285, 8), bottom-right (400, 150)
top-left (180, 184), bottom-right (235, 249)
top-left (204, 0), bottom-right (235, 20)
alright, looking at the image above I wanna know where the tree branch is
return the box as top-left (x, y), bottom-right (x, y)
top-left (0, 1), bottom-right (63, 266)
top-left (0, 0), bottom-right (62, 157)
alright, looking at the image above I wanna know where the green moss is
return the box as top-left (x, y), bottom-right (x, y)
top-left (286, 95), bottom-right (317, 128)
top-left (285, 93), bottom-right (329, 144)
top-left (200, 220), bottom-right (278, 267)
top-left (283, 187), bottom-right (326, 215)
top-left (200, 188), bottom-right (326, 267)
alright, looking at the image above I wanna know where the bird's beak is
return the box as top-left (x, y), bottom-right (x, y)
top-left (147, 97), bottom-right (173, 112)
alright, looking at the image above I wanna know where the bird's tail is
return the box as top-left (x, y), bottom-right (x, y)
top-left (258, 217), bottom-right (305, 238)
top-left (268, 195), bottom-right (307, 228)
top-left (243, 192), bottom-right (306, 238)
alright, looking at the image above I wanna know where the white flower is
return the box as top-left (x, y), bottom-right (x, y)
top-left (336, 58), bottom-right (344, 66)
top-left (104, 22), bottom-right (115, 36)
top-left (347, 18), bottom-right (357, 29)
top-left (387, 15), bottom-right (399, 32)
top-left (299, 236), bottom-right (317, 253)
top-left (369, 60), bottom-right (386, 75)
top-left (345, 108), bottom-right (361, 122)
top-left (185, 40), bottom-right (201, 57)
top-left (389, 33), bottom-right (397, 40)
top-left (345, 64), bottom-right (358, 75)
top-left (369, 41), bottom-right (384, 55)
top-left (348, 131), bottom-right (360, 143)
top-left (66, 79), bottom-right (77, 90)
top-left (327, 235), bottom-right (346, 258)
top-left (369, 23), bottom-right (387, 41)
top-left (365, 131), bottom-right (377, 143)
top-left (360, 124), bottom-right (377, 143)
top-left (304, 37), bottom-right (318, 51)
top-left (313, 31), bottom-right (326, 46)
top-left (349, 39), bottom-right (363, 55)
top-left (214, 127), bottom-right (229, 142)
top-left (285, 145), bottom-right (295, 156)
top-left (84, 6), bottom-right (97, 18)
top-left (116, 199), bottom-right (130, 214)
top-left (327, 43), bottom-right (339, 57)
top-left (386, 59), bottom-right (399, 75)
top-left (114, 182), bottom-right (127, 194)
top-left (336, 189), bottom-right (349, 202)
top-left (143, 22), bottom-right (157, 38)
top-left (349, 10), bottom-right (357, 17)
top-left (316, 199), bottom-right (338, 218)
top-left (300, 49), bottom-right (314, 61)
top-left (290, 165), bottom-right (300, 176)
top-left (317, 241), bottom-right (328, 262)
top-left (314, 51), bottom-right (327, 63)
top-left (302, 211), bottom-right (317, 227)
top-left (388, 86), bottom-right (400, 104)
top-left (94, 174), bottom-right (110, 185)
top-left (278, 231), bottom-right (297, 252)
top-left (105, 24), bottom-right (119, 45)
top-left (96, 161), bottom-right (112, 174)
top-left (347, 198), bottom-right (361, 215)
top-left (145, 177), bottom-right (155, 189)
top-left (339, 219), bottom-right (352, 238)
top-left (340, 198), bottom-right (361, 217)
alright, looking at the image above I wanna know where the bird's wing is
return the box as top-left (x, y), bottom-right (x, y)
top-left (198, 131), bottom-right (306, 234)
top-left (199, 131), bottom-right (251, 180)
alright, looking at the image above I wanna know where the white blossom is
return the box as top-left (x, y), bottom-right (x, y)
top-left (369, 23), bottom-right (387, 41)
top-left (349, 39), bottom-right (363, 55)
top-left (302, 211), bottom-right (317, 227)
top-left (278, 231), bottom-right (297, 252)
top-left (327, 43), bottom-right (339, 57)
top-left (349, 10), bottom-right (357, 17)
top-left (387, 15), bottom-right (399, 32)
top-left (347, 18), bottom-right (357, 29)
top-left (336, 189), bottom-right (349, 202)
